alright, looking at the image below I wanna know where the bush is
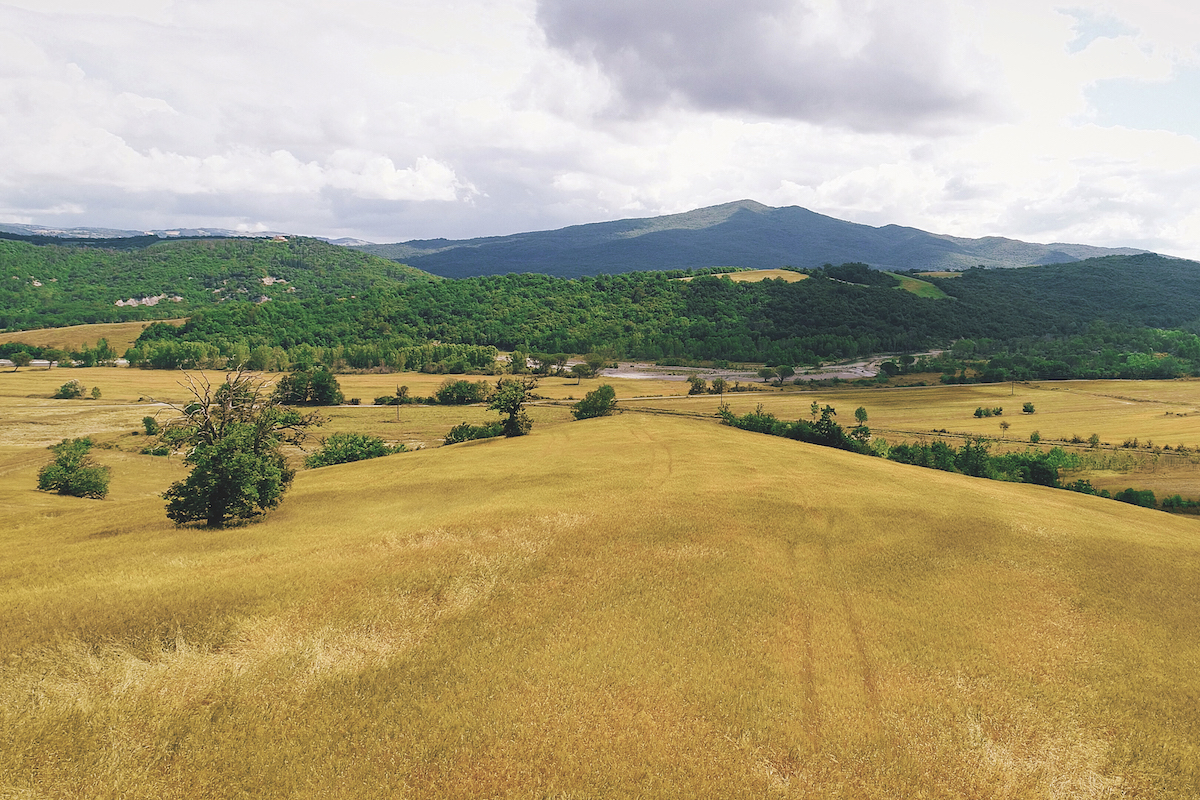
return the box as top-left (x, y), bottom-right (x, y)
top-left (435, 379), bottom-right (491, 405)
top-left (1022, 402), bottom-right (1035, 414)
top-left (142, 416), bottom-right (160, 435)
top-left (53, 380), bottom-right (87, 399)
top-left (305, 432), bottom-right (404, 468)
top-left (37, 438), bottom-right (109, 498)
top-left (573, 384), bottom-right (617, 419)
top-left (443, 421), bottom-right (504, 445)
top-left (90, 386), bottom-right (102, 400)
top-left (1114, 488), bottom-right (1157, 508)
top-left (272, 367), bottom-right (344, 405)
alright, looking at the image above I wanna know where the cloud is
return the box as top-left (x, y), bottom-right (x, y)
top-left (535, 0), bottom-right (998, 132)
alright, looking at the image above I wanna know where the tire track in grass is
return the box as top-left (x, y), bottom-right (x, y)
top-left (782, 537), bottom-right (822, 749)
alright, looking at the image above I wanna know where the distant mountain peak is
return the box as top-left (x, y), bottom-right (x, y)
top-left (355, 201), bottom-right (1154, 279)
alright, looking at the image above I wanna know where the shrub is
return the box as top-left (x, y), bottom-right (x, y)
top-left (90, 386), bottom-right (102, 400)
top-left (53, 380), bottom-right (87, 399)
top-left (443, 421), bottom-right (504, 445)
top-left (305, 432), bottom-right (404, 468)
top-left (272, 367), bottom-right (344, 405)
top-left (1022, 402), bottom-right (1035, 414)
top-left (1030, 431), bottom-right (1040, 443)
top-left (435, 379), bottom-right (490, 405)
top-left (142, 416), bottom-right (159, 435)
top-left (37, 438), bottom-right (109, 498)
top-left (573, 384), bottom-right (617, 420)
top-left (1114, 488), bottom-right (1157, 508)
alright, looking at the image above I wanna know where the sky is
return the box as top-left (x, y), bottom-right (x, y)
top-left (1, 0), bottom-right (1198, 256)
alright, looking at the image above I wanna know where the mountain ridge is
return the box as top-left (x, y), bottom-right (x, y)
top-left (356, 200), bottom-right (1151, 277)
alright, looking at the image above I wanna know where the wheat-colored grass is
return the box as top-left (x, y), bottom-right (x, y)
top-left (677, 269), bottom-right (809, 283)
top-left (1, 409), bottom-right (1198, 797)
top-left (0, 320), bottom-right (186, 354)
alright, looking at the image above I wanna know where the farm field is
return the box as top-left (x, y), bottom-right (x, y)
top-left (677, 268), bottom-right (809, 283)
top-left (621, 378), bottom-right (1200, 498)
top-left (886, 272), bottom-right (950, 299)
top-left (0, 319), bottom-right (185, 354)
top-left (2, 411), bottom-right (1199, 797)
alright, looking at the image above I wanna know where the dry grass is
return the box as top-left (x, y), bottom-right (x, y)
top-left (677, 269), bottom-right (809, 283)
top-left (1, 405), bottom-right (1199, 797)
top-left (624, 379), bottom-right (1200, 493)
top-left (0, 319), bottom-right (186, 354)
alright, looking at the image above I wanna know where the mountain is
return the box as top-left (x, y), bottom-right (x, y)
top-left (355, 199), bottom-right (1151, 278)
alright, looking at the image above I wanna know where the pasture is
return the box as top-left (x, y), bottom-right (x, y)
top-left (677, 269), bottom-right (809, 283)
top-left (0, 319), bottom-right (185, 355)
top-left (886, 272), bottom-right (951, 299)
top-left (621, 378), bottom-right (1200, 498)
top-left (1, 408), bottom-right (1198, 797)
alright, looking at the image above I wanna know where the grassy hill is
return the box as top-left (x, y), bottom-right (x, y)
top-left (0, 236), bottom-right (434, 332)
top-left (2, 411), bottom-right (1197, 797)
top-left (357, 200), bottom-right (1149, 278)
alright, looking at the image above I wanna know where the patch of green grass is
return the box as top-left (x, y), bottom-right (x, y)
top-left (887, 272), bottom-right (951, 299)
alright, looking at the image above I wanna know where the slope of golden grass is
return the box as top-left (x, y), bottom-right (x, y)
top-left (2, 412), bottom-right (1198, 797)
top-left (626, 379), bottom-right (1200, 450)
top-left (0, 319), bottom-right (185, 354)
top-left (678, 269), bottom-right (809, 283)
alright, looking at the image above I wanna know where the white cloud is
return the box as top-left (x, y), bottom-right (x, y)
top-left (0, 0), bottom-right (1196, 259)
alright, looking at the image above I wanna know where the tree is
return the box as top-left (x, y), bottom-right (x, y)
top-left (11, 351), bottom-right (32, 371)
top-left (305, 432), bottom-right (404, 468)
top-left (758, 366), bottom-right (777, 383)
top-left (688, 375), bottom-right (708, 395)
top-left (573, 384), bottom-right (617, 419)
top-left (879, 361), bottom-right (900, 377)
top-left (1022, 402), bottom-right (1035, 414)
top-left (710, 377), bottom-right (728, 395)
top-left (90, 386), bottom-right (102, 400)
top-left (435, 379), bottom-right (489, 405)
top-left (488, 377), bottom-right (536, 437)
top-left (854, 406), bottom-right (868, 426)
top-left (53, 380), bottom-right (87, 399)
top-left (37, 437), bottom-right (109, 499)
top-left (159, 371), bottom-right (318, 527)
top-left (272, 367), bottom-right (344, 405)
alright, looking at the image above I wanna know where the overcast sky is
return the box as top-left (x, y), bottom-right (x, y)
top-left (2, 0), bottom-right (1198, 256)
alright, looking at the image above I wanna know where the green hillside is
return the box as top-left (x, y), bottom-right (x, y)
top-left (2, 413), bottom-right (1197, 797)
top-left (117, 254), bottom-right (1200, 378)
top-left (0, 236), bottom-right (434, 331)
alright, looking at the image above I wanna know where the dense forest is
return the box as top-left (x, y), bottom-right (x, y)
top-left (0, 236), bottom-right (432, 330)
top-left (5, 236), bottom-right (1200, 382)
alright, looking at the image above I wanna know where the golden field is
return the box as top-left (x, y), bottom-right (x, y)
top-left (3, 368), bottom-right (1200, 796)
top-left (0, 319), bottom-right (185, 355)
top-left (625, 379), bottom-right (1200, 498)
top-left (677, 269), bottom-right (809, 283)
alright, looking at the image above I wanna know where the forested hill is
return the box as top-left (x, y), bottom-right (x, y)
top-left (105, 254), bottom-right (1200, 377)
top-left (356, 199), bottom-right (1149, 278)
top-left (0, 236), bottom-right (435, 331)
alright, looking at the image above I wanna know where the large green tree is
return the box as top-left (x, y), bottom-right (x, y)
top-left (160, 371), bottom-right (317, 527)
top-left (37, 437), bottom-right (109, 499)
top-left (488, 377), bottom-right (536, 437)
